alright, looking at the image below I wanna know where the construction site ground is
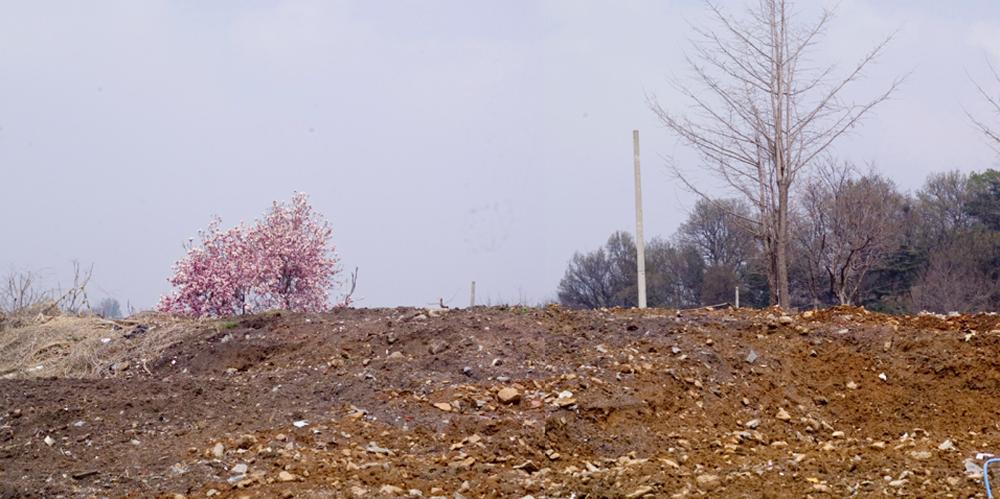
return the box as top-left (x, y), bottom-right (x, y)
top-left (2, 305), bottom-right (1000, 498)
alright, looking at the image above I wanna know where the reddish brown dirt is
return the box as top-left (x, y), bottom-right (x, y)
top-left (3, 306), bottom-right (1000, 498)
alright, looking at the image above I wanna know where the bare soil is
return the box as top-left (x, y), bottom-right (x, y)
top-left (2, 306), bottom-right (1000, 498)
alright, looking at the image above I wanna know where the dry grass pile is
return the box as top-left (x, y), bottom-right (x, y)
top-left (0, 312), bottom-right (202, 379)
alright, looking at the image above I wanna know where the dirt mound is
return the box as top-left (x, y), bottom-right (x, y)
top-left (0, 312), bottom-right (207, 379)
top-left (2, 306), bottom-right (1000, 497)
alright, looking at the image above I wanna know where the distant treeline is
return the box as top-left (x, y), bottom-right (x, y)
top-left (558, 168), bottom-right (1000, 314)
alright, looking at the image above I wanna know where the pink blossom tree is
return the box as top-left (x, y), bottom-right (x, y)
top-left (249, 193), bottom-right (339, 312)
top-left (157, 193), bottom-right (342, 317)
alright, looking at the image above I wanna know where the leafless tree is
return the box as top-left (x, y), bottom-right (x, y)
top-left (969, 62), bottom-right (1000, 150)
top-left (340, 266), bottom-right (359, 307)
top-left (915, 171), bottom-right (974, 243)
top-left (910, 234), bottom-right (1000, 313)
top-left (677, 198), bottom-right (756, 270)
top-left (56, 261), bottom-right (93, 314)
top-left (1, 261), bottom-right (94, 315)
top-left (558, 231), bottom-right (637, 309)
top-left (0, 269), bottom-right (51, 313)
top-left (796, 163), bottom-right (905, 305)
top-left (650, 0), bottom-right (902, 308)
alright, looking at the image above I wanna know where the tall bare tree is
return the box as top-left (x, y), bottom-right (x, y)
top-left (795, 164), bottom-right (904, 305)
top-left (970, 63), bottom-right (1000, 149)
top-left (650, 0), bottom-right (901, 308)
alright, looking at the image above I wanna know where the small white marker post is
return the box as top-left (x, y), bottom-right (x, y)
top-left (470, 281), bottom-right (476, 308)
top-left (633, 129), bottom-right (647, 309)
top-left (735, 286), bottom-right (740, 309)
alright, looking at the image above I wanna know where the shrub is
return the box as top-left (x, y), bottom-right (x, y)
top-left (157, 193), bottom-right (341, 317)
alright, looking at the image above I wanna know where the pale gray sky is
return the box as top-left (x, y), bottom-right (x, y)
top-left (2, 0), bottom-right (1000, 309)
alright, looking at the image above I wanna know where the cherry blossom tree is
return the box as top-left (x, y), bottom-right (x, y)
top-left (157, 219), bottom-right (257, 317)
top-left (157, 193), bottom-right (342, 317)
top-left (249, 193), bottom-right (339, 312)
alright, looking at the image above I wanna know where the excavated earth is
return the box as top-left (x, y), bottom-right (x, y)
top-left (3, 306), bottom-right (1000, 498)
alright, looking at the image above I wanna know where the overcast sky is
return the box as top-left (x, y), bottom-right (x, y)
top-left (2, 0), bottom-right (1000, 309)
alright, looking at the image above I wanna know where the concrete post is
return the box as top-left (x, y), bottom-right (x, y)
top-left (633, 130), bottom-right (647, 309)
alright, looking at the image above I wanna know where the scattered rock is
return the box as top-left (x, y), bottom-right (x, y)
top-left (878, 372), bottom-right (887, 382)
top-left (776, 408), bottom-right (791, 421)
top-left (555, 391), bottom-right (576, 407)
top-left (428, 341), bottom-right (448, 355)
top-left (43, 436), bottom-right (55, 446)
top-left (910, 450), bottom-right (932, 460)
top-left (278, 471), bottom-right (298, 482)
top-left (965, 459), bottom-right (981, 476)
top-left (778, 315), bottom-right (794, 325)
top-left (212, 442), bottom-right (225, 459)
top-left (231, 463), bottom-right (248, 474)
top-left (938, 439), bottom-right (955, 451)
top-left (235, 434), bottom-right (257, 450)
top-left (366, 442), bottom-right (392, 455)
top-left (433, 402), bottom-right (453, 412)
top-left (846, 381), bottom-right (859, 390)
top-left (626, 485), bottom-right (654, 498)
top-left (696, 473), bottom-right (721, 490)
top-left (512, 460), bottom-right (539, 473)
top-left (744, 419), bottom-right (761, 429)
top-left (380, 485), bottom-right (405, 495)
top-left (70, 470), bottom-right (99, 480)
top-left (387, 351), bottom-right (405, 361)
top-left (497, 387), bottom-right (521, 404)
top-left (450, 456), bottom-right (476, 469)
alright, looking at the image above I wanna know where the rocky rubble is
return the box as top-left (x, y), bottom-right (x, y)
top-left (1, 306), bottom-right (999, 496)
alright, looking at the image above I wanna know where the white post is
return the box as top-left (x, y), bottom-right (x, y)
top-left (470, 281), bottom-right (476, 308)
top-left (735, 286), bottom-right (740, 309)
top-left (633, 129), bottom-right (647, 309)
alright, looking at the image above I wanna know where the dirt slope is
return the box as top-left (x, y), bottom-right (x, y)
top-left (2, 306), bottom-right (1000, 498)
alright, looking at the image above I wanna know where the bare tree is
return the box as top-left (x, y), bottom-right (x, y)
top-left (796, 164), bottom-right (904, 305)
top-left (0, 269), bottom-right (51, 313)
top-left (910, 233), bottom-right (1000, 313)
top-left (677, 198), bottom-right (756, 270)
top-left (969, 62), bottom-right (1000, 149)
top-left (915, 171), bottom-right (974, 244)
top-left (558, 231), bottom-right (638, 309)
top-left (56, 261), bottom-right (93, 314)
top-left (558, 232), bottom-right (708, 309)
top-left (340, 266), bottom-right (359, 307)
top-left (650, 0), bottom-right (901, 308)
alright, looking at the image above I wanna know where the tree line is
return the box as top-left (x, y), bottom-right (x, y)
top-left (558, 168), bottom-right (1000, 313)
top-left (557, 0), bottom-right (1000, 312)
